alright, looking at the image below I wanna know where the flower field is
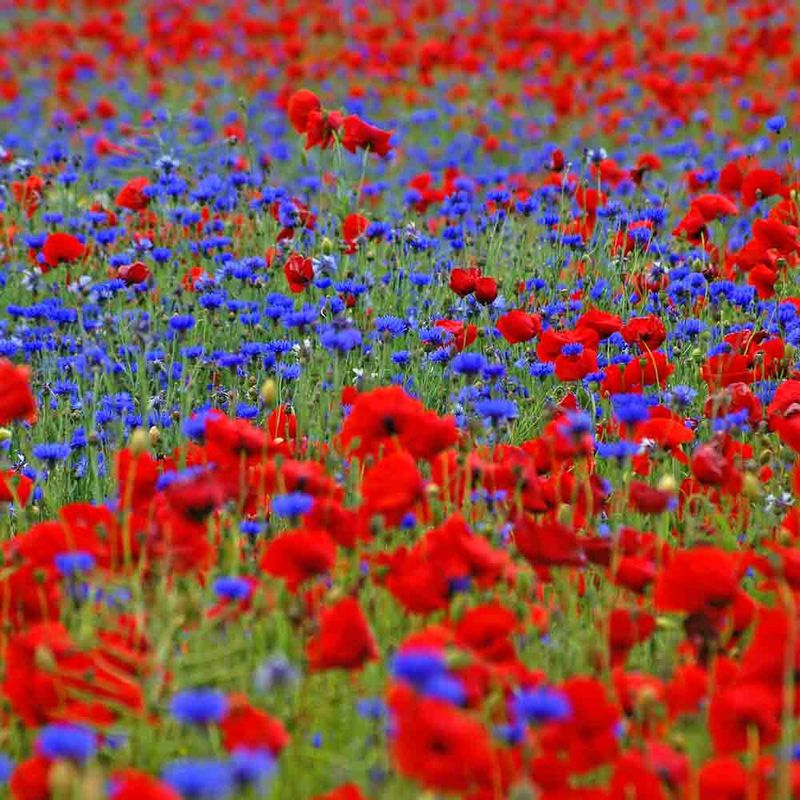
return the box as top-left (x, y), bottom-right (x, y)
top-left (1, 0), bottom-right (800, 797)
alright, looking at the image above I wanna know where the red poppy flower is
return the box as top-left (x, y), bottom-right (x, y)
top-left (342, 213), bottom-right (369, 253)
top-left (41, 232), bottom-right (85, 271)
top-left (284, 253), bottom-right (314, 293)
top-left (513, 515), bottom-right (584, 568)
top-left (554, 345), bottom-right (598, 381)
top-left (496, 310), bottom-right (541, 343)
top-left (539, 676), bottom-right (620, 774)
top-left (474, 276), bottom-right (498, 304)
top-left (654, 547), bottom-right (740, 617)
top-left (339, 385), bottom-right (427, 458)
top-left (434, 319), bottom-right (477, 352)
top-left (623, 351), bottom-right (674, 387)
top-left (115, 176), bottom-right (150, 211)
top-left (220, 694), bottom-right (290, 755)
top-left (361, 450), bottom-right (425, 527)
top-left (9, 755), bottom-right (51, 800)
top-left (110, 771), bottom-right (182, 800)
top-left (708, 681), bottom-right (781, 755)
top-left (621, 316), bottom-right (667, 351)
top-left (389, 686), bottom-right (497, 793)
top-left (307, 597), bottom-right (377, 671)
top-left (0, 359), bottom-right (36, 425)
top-left (341, 114), bottom-right (393, 158)
top-left (305, 109), bottom-right (344, 150)
top-left (449, 267), bottom-right (481, 297)
top-left (260, 528), bottom-right (336, 592)
top-left (117, 261), bottom-right (151, 284)
top-left (629, 481), bottom-right (674, 514)
top-left (576, 308), bottom-right (623, 339)
top-left (741, 167), bottom-right (785, 207)
top-left (287, 89), bottom-right (322, 134)
top-left (3, 622), bottom-right (145, 727)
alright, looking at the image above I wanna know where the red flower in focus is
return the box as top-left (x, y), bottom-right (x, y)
top-left (449, 267), bottom-right (481, 297)
top-left (434, 319), bottom-right (477, 351)
top-left (474, 276), bottom-right (498, 304)
top-left (115, 176), bottom-right (150, 211)
top-left (305, 109), bottom-right (344, 150)
top-left (260, 528), bottom-right (336, 592)
top-left (0, 359), bottom-right (36, 425)
top-left (341, 114), bottom-right (393, 158)
top-left (117, 261), bottom-right (151, 285)
top-left (621, 316), bottom-right (666, 351)
top-left (496, 310), bottom-right (541, 343)
top-left (623, 351), bottom-right (674, 387)
top-left (41, 232), bottom-right (85, 271)
top-left (307, 597), bottom-right (377, 671)
top-left (284, 253), bottom-right (314, 293)
top-left (287, 89), bottom-right (322, 134)
top-left (342, 213), bottom-right (369, 254)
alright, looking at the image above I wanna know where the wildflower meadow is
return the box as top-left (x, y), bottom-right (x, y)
top-left (1, 0), bottom-right (800, 797)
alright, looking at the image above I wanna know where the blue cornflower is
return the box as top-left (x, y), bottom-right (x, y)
top-left (611, 393), bottom-right (650, 426)
top-left (169, 689), bottom-right (229, 725)
top-left (212, 576), bottom-right (252, 601)
top-left (31, 442), bottom-right (71, 462)
top-left (169, 314), bottom-right (196, 332)
top-left (390, 649), bottom-right (446, 689)
top-left (451, 352), bottom-right (487, 376)
top-left (561, 342), bottom-right (584, 357)
top-left (271, 492), bottom-right (314, 518)
top-left (229, 749), bottom-right (275, 788)
top-left (54, 551), bottom-right (96, 576)
top-left (357, 697), bottom-right (387, 720)
top-left (669, 385), bottom-right (697, 407)
top-left (766, 115), bottom-right (786, 134)
top-left (0, 753), bottom-right (13, 783)
top-left (513, 687), bottom-right (572, 724)
top-left (240, 520), bottom-right (264, 538)
top-left (254, 654), bottom-right (299, 692)
top-left (474, 398), bottom-right (518, 423)
top-left (422, 674), bottom-right (466, 705)
top-left (162, 760), bottom-right (233, 799)
top-left (37, 724), bottom-right (96, 763)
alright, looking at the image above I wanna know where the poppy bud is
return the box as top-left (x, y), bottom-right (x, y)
top-left (742, 472), bottom-right (760, 497)
top-left (129, 427), bottom-right (148, 456)
top-left (508, 782), bottom-right (537, 800)
top-left (0, 428), bottom-right (10, 442)
top-left (261, 378), bottom-right (277, 405)
top-left (148, 426), bottom-right (161, 446)
top-left (657, 474), bottom-right (677, 493)
top-left (49, 762), bottom-right (79, 796)
top-left (321, 236), bottom-right (333, 254)
top-left (34, 645), bottom-right (57, 672)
